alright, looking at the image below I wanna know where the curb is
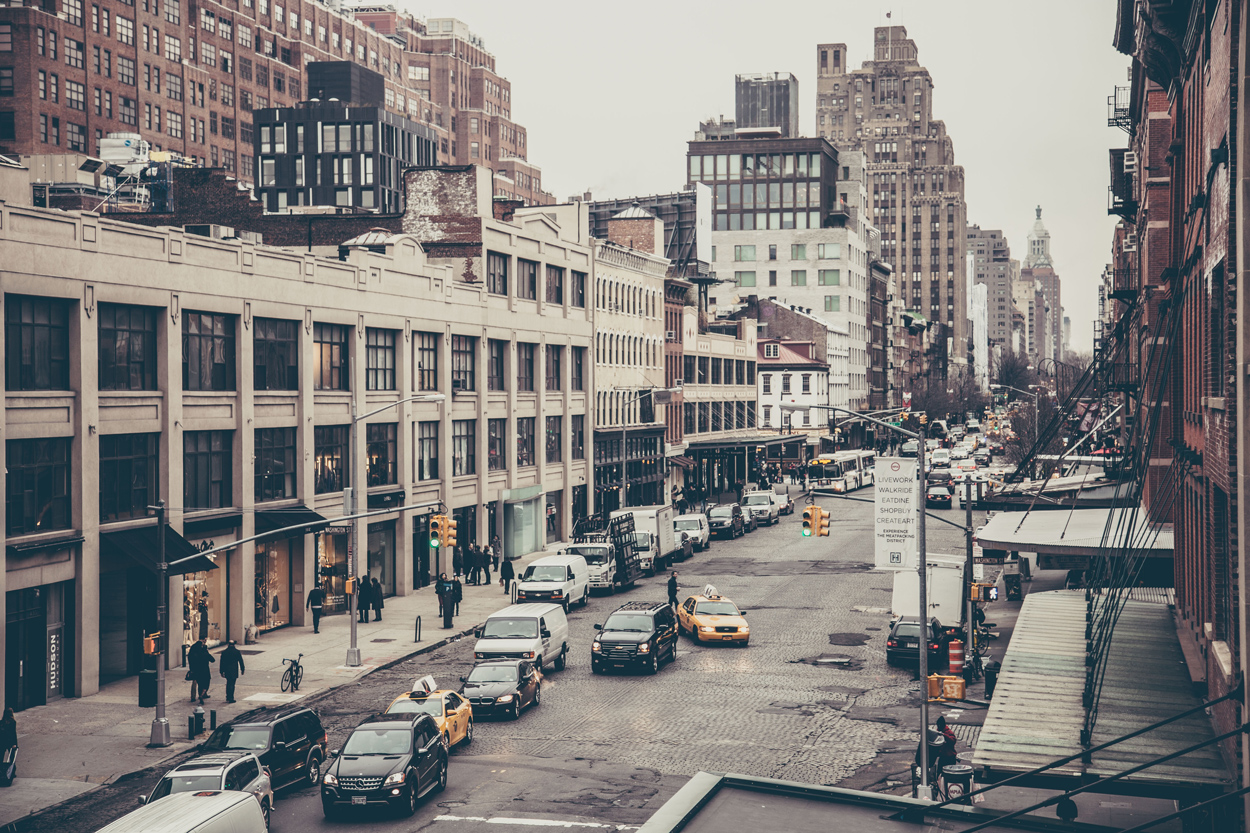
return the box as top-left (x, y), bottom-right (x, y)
top-left (9, 620), bottom-right (483, 830)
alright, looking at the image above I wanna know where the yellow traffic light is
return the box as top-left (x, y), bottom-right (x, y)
top-left (802, 505), bottom-right (816, 537)
top-left (817, 507), bottom-right (831, 537)
top-left (345, 577), bottom-right (357, 595)
top-left (428, 515), bottom-right (444, 549)
top-left (919, 413), bottom-right (928, 425)
top-left (443, 517), bottom-right (459, 550)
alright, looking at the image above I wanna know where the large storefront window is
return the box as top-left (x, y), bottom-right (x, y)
top-left (254, 539), bottom-right (292, 632)
top-left (504, 497), bottom-right (540, 561)
top-left (316, 529), bottom-right (349, 614)
top-left (367, 521), bottom-right (395, 597)
top-left (183, 540), bottom-right (228, 648)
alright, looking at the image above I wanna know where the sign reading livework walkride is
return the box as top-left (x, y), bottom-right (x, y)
top-left (874, 458), bottom-right (918, 570)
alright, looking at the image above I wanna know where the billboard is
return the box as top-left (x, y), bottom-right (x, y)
top-left (874, 458), bottom-right (918, 570)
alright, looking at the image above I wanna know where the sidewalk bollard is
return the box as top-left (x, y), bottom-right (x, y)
top-left (442, 603), bottom-right (453, 630)
top-left (510, 579), bottom-right (518, 604)
top-left (210, 710), bottom-right (217, 731)
top-left (188, 716), bottom-right (195, 740)
top-left (414, 615), bottom-right (421, 643)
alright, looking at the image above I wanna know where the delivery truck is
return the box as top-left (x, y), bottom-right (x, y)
top-left (610, 505), bottom-right (677, 576)
top-left (890, 553), bottom-right (966, 628)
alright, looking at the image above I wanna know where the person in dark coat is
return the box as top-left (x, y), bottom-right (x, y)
top-left (667, 572), bottom-right (679, 609)
top-left (435, 573), bottom-right (449, 617)
top-left (187, 637), bottom-right (215, 704)
top-left (451, 576), bottom-right (463, 615)
top-left (452, 547), bottom-right (464, 580)
top-left (465, 545), bottom-right (478, 586)
top-left (371, 576), bottom-right (384, 621)
top-left (219, 639), bottom-right (245, 703)
top-left (306, 584), bottom-right (326, 633)
top-left (357, 575), bottom-right (371, 623)
top-left (0, 708), bottom-right (17, 785)
top-left (499, 557), bottom-right (515, 595)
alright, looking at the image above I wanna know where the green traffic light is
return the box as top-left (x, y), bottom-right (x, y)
top-left (429, 538), bottom-right (440, 548)
top-left (802, 528), bottom-right (812, 537)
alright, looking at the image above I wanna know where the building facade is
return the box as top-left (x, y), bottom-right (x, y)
top-left (815, 27), bottom-right (970, 369)
top-left (756, 338), bottom-right (830, 434)
top-left (734, 72), bottom-right (799, 138)
top-left (1020, 207), bottom-right (1062, 365)
top-left (966, 225), bottom-right (1017, 349)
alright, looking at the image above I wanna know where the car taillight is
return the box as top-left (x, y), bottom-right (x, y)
top-left (887, 640), bottom-right (897, 648)
top-left (929, 643), bottom-right (939, 651)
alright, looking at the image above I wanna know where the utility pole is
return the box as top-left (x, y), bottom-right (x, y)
top-left (345, 484), bottom-right (360, 667)
top-left (965, 477), bottom-right (976, 681)
top-left (916, 422), bottom-right (931, 797)
top-left (148, 500), bottom-right (171, 748)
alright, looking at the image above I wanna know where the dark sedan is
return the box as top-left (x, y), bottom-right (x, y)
top-left (886, 617), bottom-right (948, 668)
top-left (925, 485), bottom-right (952, 508)
top-left (458, 659), bottom-right (541, 720)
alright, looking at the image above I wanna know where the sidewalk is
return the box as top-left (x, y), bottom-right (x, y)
top-left (0, 549), bottom-right (550, 827)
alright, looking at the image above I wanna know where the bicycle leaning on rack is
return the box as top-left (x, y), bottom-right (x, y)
top-left (281, 653), bottom-right (304, 692)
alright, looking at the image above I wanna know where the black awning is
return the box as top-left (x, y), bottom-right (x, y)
top-left (367, 490), bottom-right (406, 510)
top-left (686, 434), bottom-right (807, 452)
top-left (255, 506), bottom-right (329, 538)
top-left (100, 525), bottom-right (217, 575)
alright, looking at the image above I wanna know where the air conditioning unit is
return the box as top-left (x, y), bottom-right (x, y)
top-left (451, 378), bottom-right (467, 391)
top-left (1123, 151), bottom-right (1138, 173)
top-left (1123, 232), bottom-right (1138, 252)
top-left (666, 330), bottom-right (677, 341)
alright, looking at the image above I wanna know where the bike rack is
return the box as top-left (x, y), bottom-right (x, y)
top-left (414, 615), bottom-right (421, 643)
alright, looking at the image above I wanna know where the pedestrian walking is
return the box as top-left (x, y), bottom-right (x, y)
top-left (667, 571), bottom-right (679, 609)
top-left (452, 546), bottom-right (464, 581)
top-left (489, 543), bottom-right (500, 571)
top-left (187, 636), bottom-right (214, 704)
top-left (436, 573), bottom-right (449, 617)
top-left (451, 576), bottom-right (463, 615)
top-left (468, 545), bottom-right (481, 586)
top-left (481, 544), bottom-right (492, 584)
top-left (357, 575), bottom-right (372, 623)
top-left (306, 583), bottom-right (326, 633)
top-left (371, 577), bottom-right (384, 621)
top-left (499, 556), bottom-right (515, 596)
top-left (0, 708), bottom-right (17, 786)
top-left (219, 639), bottom-right (245, 703)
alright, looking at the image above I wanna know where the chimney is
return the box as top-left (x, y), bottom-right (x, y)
top-left (492, 197), bottom-right (524, 222)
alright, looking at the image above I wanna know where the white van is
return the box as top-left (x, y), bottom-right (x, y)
top-left (673, 513), bottom-right (710, 551)
top-left (97, 790), bottom-right (267, 833)
top-left (516, 554), bottom-right (590, 611)
top-left (474, 602), bottom-right (570, 672)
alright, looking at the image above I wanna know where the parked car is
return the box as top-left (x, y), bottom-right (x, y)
top-left (99, 790), bottom-right (268, 833)
top-left (925, 485), bottom-right (953, 508)
top-left (741, 491), bottom-right (780, 526)
top-left (706, 504), bottom-right (746, 539)
top-left (591, 601), bottom-right (680, 675)
top-left (458, 659), bottom-right (543, 720)
top-left (885, 617), bottom-right (949, 668)
top-left (320, 713), bottom-right (447, 819)
top-left (772, 490), bottom-right (796, 515)
top-left (200, 706), bottom-right (327, 791)
top-left (143, 752), bottom-right (273, 829)
top-left (673, 513), bottom-right (711, 551)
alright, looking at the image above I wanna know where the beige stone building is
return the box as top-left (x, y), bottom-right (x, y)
top-left (0, 167), bottom-right (592, 708)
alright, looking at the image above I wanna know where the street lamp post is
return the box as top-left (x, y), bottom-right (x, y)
top-left (345, 392), bottom-right (445, 667)
top-left (148, 500), bottom-right (170, 747)
top-left (782, 403), bottom-right (933, 797)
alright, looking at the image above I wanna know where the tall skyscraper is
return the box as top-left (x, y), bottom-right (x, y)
top-left (1021, 206), bottom-right (1063, 363)
top-left (967, 225), bottom-right (1016, 349)
top-left (735, 72), bottom-right (799, 137)
top-left (814, 27), bottom-right (969, 370)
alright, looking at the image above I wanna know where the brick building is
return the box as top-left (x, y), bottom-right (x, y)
top-left (0, 3), bottom-right (550, 204)
top-left (815, 27), bottom-right (969, 370)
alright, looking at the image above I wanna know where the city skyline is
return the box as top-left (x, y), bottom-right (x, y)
top-left (405, 0), bottom-right (1124, 353)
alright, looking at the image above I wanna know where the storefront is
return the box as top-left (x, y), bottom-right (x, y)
top-left (545, 489), bottom-right (563, 544)
top-left (411, 515), bottom-right (433, 589)
top-left (367, 521), bottom-right (396, 598)
top-left (5, 581), bottom-right (73, 712)
top-left (500, 486), bottom-right (541, 561)
top-left (253, 507), bottom-right (328, 634)
top-left (181, 516), bottom-right (239, 650)
top-left (315, 527), bottom-right (351, 614)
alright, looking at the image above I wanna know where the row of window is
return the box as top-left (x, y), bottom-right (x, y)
top-left (760, 374), bottom-right (816, 395)
top-left (729, 243), bottom-right (842, 262)
top-left (689, 152), bottom-right (824, 181)
top-left (733, 269), bottom-right (842, 288)
top-left (6, 296), bottom-right (586, 396)
top-left (681, 400), bottom-right (757, 435)
top-left (485, 252), bottom-right (587, 306)
top-left (681, 356), bottom-right (757, 386)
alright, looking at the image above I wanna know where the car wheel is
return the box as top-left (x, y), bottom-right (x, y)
top-left (464, 718), bottom-right (473, 745)
top-left (443, 731), bottom-right (451, 749)
top-left (533, 683), bottom-right (542, 707)
top-left (554, 646), bottom-right (566, 671)
top-left (261, 799), bottom-right (271, 831)
top-left (305, 754), bottom-right (321, 788)
top-left (436, 757), bottom-right (448, 793)
top-left (646, 651), bottom-right (658, 675)
top-left (511, 699), bottom-right (521, 720)
top-left (669, 641), bottom-right (679, 663)
top-left (404, 778), bottom-right (418, 816)
top-left (562, 599), bottom-right (570, 613)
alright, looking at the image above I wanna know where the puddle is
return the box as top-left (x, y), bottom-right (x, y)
top-left (828, 633), bottom-right (871, 646)
top-left (790, 654), bottom-right (864, 670)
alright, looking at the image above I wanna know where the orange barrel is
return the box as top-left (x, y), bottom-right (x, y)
top-left (948, 639), bottom-right (965, 674)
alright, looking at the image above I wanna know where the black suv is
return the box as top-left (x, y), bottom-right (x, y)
top-left (706, 504), bottom-right (746, 539)
top-left (321, 713), bottom-right (447, 819)
top-left (200, 705), bottom-right (328, 790)
top-left (591, 601), bottom-right (679, 674)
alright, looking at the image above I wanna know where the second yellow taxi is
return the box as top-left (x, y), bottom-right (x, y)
top-left (384, 675), bottom-right (474, 748)
top-left (677, 586), bottom-right (750, 645)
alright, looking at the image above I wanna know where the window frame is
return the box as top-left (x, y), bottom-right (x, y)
top-left (366, 422), bottom-right (397, 486)
top-left (183, 430), bottom-right (233, 511)
top-left (182, 310), bottom-right (236, 392)
top-left (517, 343), bottom-right (535, 392)
top-left (6, 437), bottom-right (71, 535)
top-left (451, 335), bottom-right (475, 391)
top-left (365, 328), bottom-right (396, 392)
top-left (253, 317), bottom-right (299, 392)
top-left (487, 418), bottom-right (506, 471)
top-left (6, 294), bottom-right (71, 392)
top-left (254, 426), bottom-right (297, 503)
top-left (516, 417), bottom-right (535, 467)
top-left (313, 424), bottom-right (349, 494)
top-left (98, 302), bottom-right (158, 391)
top-left (416, 420), bottom-right (439, 481)
top-left (452, 419), bottom-right (475, 477)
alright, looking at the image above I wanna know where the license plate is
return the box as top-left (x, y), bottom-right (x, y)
top-left (722, 635), bottom-right (735, 641)
top-left (352, 796), bottom-right (368, 806)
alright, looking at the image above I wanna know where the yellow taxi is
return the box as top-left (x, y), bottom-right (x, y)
top-left (677, 585), bottom-right (750, 645)
top-left (384, 675), bottom-right (474, 748)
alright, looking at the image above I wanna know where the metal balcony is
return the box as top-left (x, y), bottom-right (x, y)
top-left (1110, 267), bottom-right (1138, 301)
top-left (1108, 86), bottom-right (1131, 132)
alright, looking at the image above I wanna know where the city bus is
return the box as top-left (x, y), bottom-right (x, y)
top-left (809, 451), bottom-right (873, 493)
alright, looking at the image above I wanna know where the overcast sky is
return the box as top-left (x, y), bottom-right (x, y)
top-left (413, 1), bottom-right (1128, 353)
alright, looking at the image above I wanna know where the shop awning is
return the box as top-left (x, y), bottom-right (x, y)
top-left (100, 525), bottom-right (217, 575)
top-left (668, 455), bottom-right (695, 469)
top-left (255, 506), bottom-right (329, 538)
top-left (686, 434), bottom-right (807, 452)
top-left (977, 507), bottom-right (1173, 558)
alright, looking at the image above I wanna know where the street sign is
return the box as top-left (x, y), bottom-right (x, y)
top-left (874, 458), bottom-right (918, 570)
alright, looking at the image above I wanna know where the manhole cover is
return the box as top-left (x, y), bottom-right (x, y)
top-left (370, 638), bottom-right (395, 643)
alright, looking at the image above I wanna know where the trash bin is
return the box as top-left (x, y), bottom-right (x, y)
top-left (1004, 573), bottom-right (1022, 601)
top-left (942, 763), bottom-right (974, 803)
top-left (138, 668), bottom-right (158, 708)
top-left (984, 659), bottom-right (1002, 699)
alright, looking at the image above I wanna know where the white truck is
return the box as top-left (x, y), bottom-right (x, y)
top-left (610, 505), bottom-right (677, 576)
top-left (890, 553), bottom-right (966, 628)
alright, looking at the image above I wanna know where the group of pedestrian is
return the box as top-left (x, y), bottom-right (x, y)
top-left (186, 635), bottom-right (248, 705)
top-left (435, 573), bottom-right (463, 619)
top-left (354, 575), bottom-right (385, 623)
top-left (458, 543), bottom-right (495, 586)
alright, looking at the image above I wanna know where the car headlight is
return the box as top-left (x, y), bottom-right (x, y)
top-left (638, 643), bottom-right (651, 653)
top-left (475, 652), bottom-right (484, 659)
top-left (496, 693), bottom-right (514, 703)
top-left (699, 626), bottom-right (715, 633)
top-left (323, 773), bottom-right (338, 786)
top-left (741, 625), bottom-right (750, 632)
top-left (522, 651), bottom-right (535, 659)
top-left (591, 641), bottom-right (601, 653)
top-left (383, 772), bottom-right (406, 786)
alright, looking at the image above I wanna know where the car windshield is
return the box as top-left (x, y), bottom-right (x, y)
top-left (632, 532), bottom-right (651, 546)
top-left (342, 727), bottom-right (413, 756)
top-left (480, 618), bottom-right (538, 639)
top-left (602, 613), bottom-right (653, 632)
top-left (743, 495), bottom-right (770, 505)
top-left (568, 546), bottom-right (609, 565)
top-left (894, 624), bottom-right (922, 638)
top-left (695, 601), bottom-right (740, 616)
top-left (466, 665), bottom-right (519, 684)
top-left (150, 773), bottom-right (222, 800)
top-left (386, 696), bottom-right (442, 717)
top-left (522, 565), bottom-right (568, 582)
top-left (709, 507), bottom-right (733, 518)
top-left (674, 519), bottom-right (702, 530)
top-left (202, 726), bottom-right (271, 752)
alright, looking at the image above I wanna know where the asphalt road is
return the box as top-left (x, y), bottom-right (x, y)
top-left (58, 477), bottom-right (992, 833)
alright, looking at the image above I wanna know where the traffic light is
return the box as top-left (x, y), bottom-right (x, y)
top-left (817, 508), bottom-right (831, 537)
top-left (443, 517), bottom-right (459, 550)
top-left (428, 514), bottom-right (444, 549)
top-left (345, 577), bottom-right (357, 595)
top-left (919, 413), bottom-right (928, 425)
top-left (802, 506), bottom-right (816, 537)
